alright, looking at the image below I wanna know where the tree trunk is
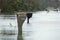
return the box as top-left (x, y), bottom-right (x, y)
top-left (17, 12), bottom-right (26, 40)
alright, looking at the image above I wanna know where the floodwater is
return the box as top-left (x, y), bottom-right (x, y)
top-left (0, 11), bottom-right (60, 40)
top-left (0, 15), bottom-right (18, 40)
top-left (22, 11), bottom-right (60, 40)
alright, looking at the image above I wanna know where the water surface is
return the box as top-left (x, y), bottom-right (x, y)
top-left (0, 15), bottom-right (18, 40)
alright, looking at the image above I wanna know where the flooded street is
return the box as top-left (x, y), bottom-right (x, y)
top-left (0, 11), bottom-right (60, 40)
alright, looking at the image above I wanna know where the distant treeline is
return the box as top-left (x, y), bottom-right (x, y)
top-left (0, 0), bottom-right (46, 14)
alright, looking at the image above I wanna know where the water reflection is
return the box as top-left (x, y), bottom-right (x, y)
top-left (0, 35), bottom-right (17, 40)
top-left (0, 15), bottom-right (16, 20)
top-left (0, 15), bottom-right (18, 40)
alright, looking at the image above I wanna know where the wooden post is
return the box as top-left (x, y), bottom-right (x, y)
top-left (17, 12), bottom-right (26, 40)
